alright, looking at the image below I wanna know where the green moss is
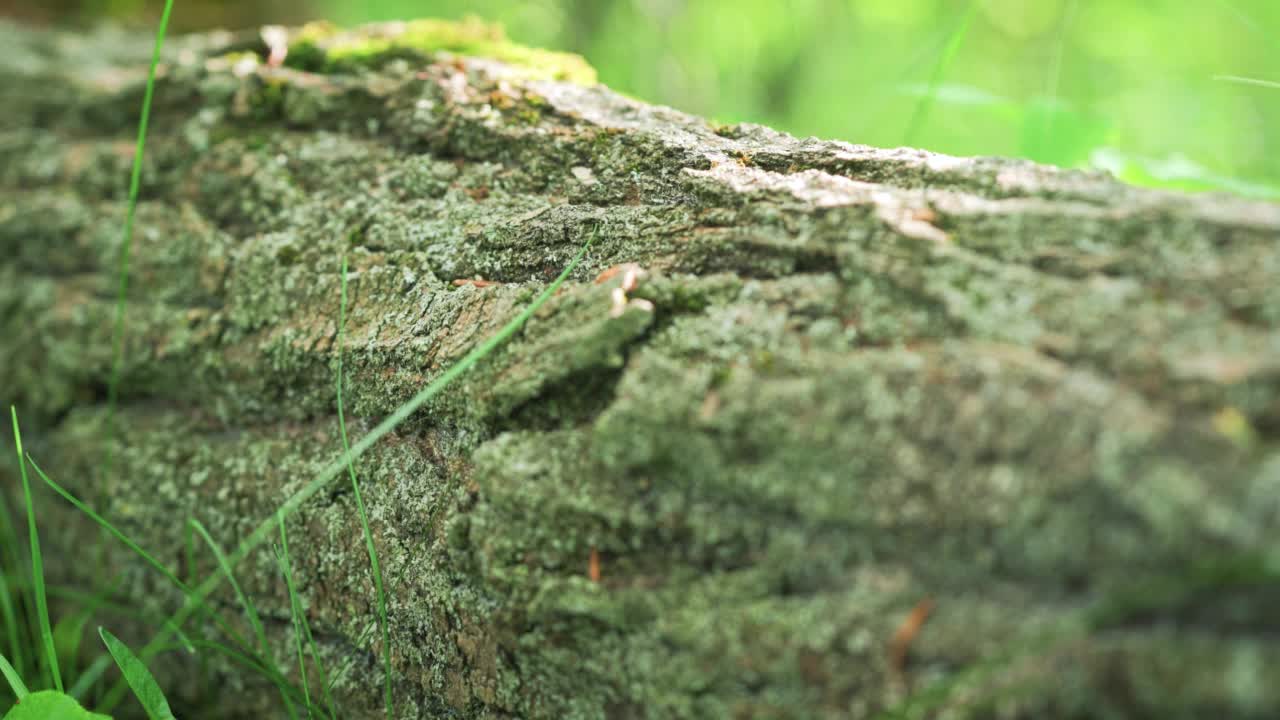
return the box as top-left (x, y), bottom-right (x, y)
top-left (285, 18), bottom-right (597, 85)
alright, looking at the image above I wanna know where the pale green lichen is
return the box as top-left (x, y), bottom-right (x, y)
top-left (285, 18), bottom-right (597, 85)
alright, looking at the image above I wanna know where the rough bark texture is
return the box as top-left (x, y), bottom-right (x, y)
top-left (3, 18), bottom-right (1280, 720)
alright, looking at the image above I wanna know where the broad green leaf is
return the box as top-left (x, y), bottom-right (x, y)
top-left (1, 690), bottom-right (110, 720)
top-left (97, 629), bottom-right (173, 720)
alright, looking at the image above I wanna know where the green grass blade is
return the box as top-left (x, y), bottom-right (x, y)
top-left (100, 234), bottom-right (595, 713)
top-left (280, 675), bottom-right (301, 720)
top-left (98, 628), bottom-right (174, 720)
top-left (10, 407), bottom-right (61, 692)
top-left (1214, 75), bottom-right (1280, 90)
top-left (26, 455), bottom-right (253, 653)
top-left (102, 0), bottom-right (175, 477)
top-left (0, 651), bottom-right (28, 699)
top-left (0, 568), bottom-right (23, 680)
top-left (184, 516), bottom-right (198, 585)
top-left (185, 518), bottom-right (268, 656)
top-left (1045, 0), bottom-right (1076, 103)
top-left (273, 527), bottom-right (311, 712)
top-left (323, 619), bottom-right (378, 690)
top-left (280, 516), bottom-right (337, 719)
top-left (338, 252), bottom-right (393, 719)
top-left (67, 654), bottom-right (110, 702)
top-left (903, 0), bottom-right (981, 146)
top-left (300, 597), bottom-right (336, 718)
top-left (0, 478), bottom-right (29, 676)
top-left (276, 516), bottom-right (336, 719)
top-left (1025, 0), bottom-right (1077, 162)
top-left (28, 457), bottom-right (184, 591)
top-left (3, 576), bottom-right (160, 697)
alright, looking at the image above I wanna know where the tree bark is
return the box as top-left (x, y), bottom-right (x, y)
top-left (2, 18), bottom-right (1279, 720)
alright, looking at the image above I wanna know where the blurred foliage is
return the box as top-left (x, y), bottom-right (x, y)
top-left (0, 0), bottom-right (311, 35)
top-left (10, 0), bottom-right (1280, 196)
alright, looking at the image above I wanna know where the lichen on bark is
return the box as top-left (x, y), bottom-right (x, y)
top-left (1, 17), bottom-right (1279, 720)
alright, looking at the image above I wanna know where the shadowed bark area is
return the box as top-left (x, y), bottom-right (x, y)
top-left (2, 18), bottom-right (1279, 720)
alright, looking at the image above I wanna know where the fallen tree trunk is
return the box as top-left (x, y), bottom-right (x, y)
top-left (2, 18), bottom-right (1279, 720)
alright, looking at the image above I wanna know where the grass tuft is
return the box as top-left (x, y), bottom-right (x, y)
top-left (10, 407), bottom-right (61, 693)
top-left (25, 457), bottom-right (307, 713)
top-left (25, 456), bottom-right (254, 655)
top-left (102, 0), bottom-right (175, 477)
top-left (0, 482), bottom-right (30, 683)
top-left (275, 536), bottom-right (311, 712)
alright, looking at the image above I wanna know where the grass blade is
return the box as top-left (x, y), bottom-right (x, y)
top-left (1214, 75), bottom-right (1280, 90)
top-left (103, 0), bottom-right (175, 477)
top-left (274, 530), bottom-right (309, 711)
top-left (0, 478), bottom-right (30, 676)
top-left (100, 233), bottom-right (595, 713)
top-left (0, 569), bottom-right (23, 680)
top-left (903, 0), bottom-right (981, 146)
top-left (98, 628), bottom-right (174, 720)
top-left (10, 407), bottom-right (61, 692)
top-left (276, 514), bottom-right (336, 719)
top-left (0, 651), bottom-right (28, 699)
top-left (185, 519), bottom-right (268, 656)
top-left (67, 654), bottom-right (110, 702)
top-left (282, 520), bottom-right (337, 718)
top-left (1025, 0), bottom-right (1078, 163)
top-left (338, 252), bottom-right (394, 718)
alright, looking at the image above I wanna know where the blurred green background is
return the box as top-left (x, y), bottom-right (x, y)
top-left (9, 0), bottom-right (1279, 196)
